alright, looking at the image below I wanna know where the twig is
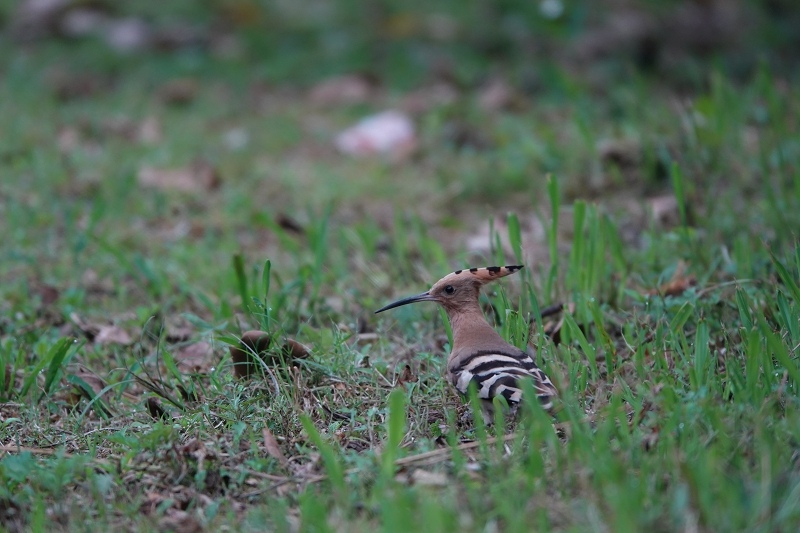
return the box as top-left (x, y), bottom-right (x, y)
top-left (394, 433), bottom-right (518, 468)
top-left (0, 444), bottom-right (62, 456)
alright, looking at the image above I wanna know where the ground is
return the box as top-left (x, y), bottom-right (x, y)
top-left (1, 1), bottom-right (800, 532)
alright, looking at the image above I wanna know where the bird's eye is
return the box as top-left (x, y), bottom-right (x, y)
top-left (444, 285), bottom-right (455, 295)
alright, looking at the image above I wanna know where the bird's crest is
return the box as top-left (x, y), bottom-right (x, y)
top-left (435, 265), bottom-right (523, 286)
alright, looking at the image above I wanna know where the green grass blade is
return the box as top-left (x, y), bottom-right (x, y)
top-left (528, 285), bottom-right (543, 334)
top-left (669, 302), bottom-right (695, 335)
top-left (770, 249), bottom-right (800, 305)
top-left (467, 384), bottom-right (490, 458)
top-left (232, 253), bottom-right (250, 316)
top-left (562, 312), bottom-right (597, 381)
top-left (735, 288), bottom-right (753, 330)
top-left (507, 212), bottom-right (523, 263)
top-left (310, 204), bottom-right (332, 303)
top-left (585, 204), bottom-right (601, 295)
top-left (160, 350), bottom-right (185, 386)
top-left (588, 300), bottom-right (615, 372)
top-left (67, 374), bottom-right (114, 420)
top-left (261, 259), bottom-right (272, 330)
top-left (438, 307), bottom-right (453, 348)
top-left (300, 415), bottom-right (345, 497)
top-left (42, 338), bottom-right (78, 396)
top-left (22, 338), bottom-right (73, 398)
top-left (758, 313), bottom-right (800, 390)
top-left (546, 174), bottom-right (560, 291)
top-left (776, 291), bottom-right (800, 344)
top-left (671, 161), bottom-right (688, 228)
top-left (382, 388), bottom-right (407, 477)
top-left (568, 201), bottom-right (586, 295)
top-left (692, 319), bottom-right (710, 389)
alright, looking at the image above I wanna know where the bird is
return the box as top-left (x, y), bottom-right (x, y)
top-left (375, 265), bottom-right (557, 425)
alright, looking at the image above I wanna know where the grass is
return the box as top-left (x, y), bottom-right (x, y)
top-left (1, 3), bottom-right (800, 531)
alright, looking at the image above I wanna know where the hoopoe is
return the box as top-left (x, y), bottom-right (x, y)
top-left (376, 265), bottom-right (557, 425)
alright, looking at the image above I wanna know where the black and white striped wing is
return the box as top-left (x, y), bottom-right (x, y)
top-left (451, 349), bottom-right (556, 411)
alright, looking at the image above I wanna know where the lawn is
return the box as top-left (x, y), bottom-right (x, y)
top-left (1, 2), bottom-right (799, 531)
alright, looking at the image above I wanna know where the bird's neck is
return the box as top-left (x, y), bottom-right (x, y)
top-left (446, 304), bottom-right (507, 354)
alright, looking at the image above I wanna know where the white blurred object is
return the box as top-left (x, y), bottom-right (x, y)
top-left (59, 9), bottom-right (108, 38)
top-left (334, 110), bottom-right (416, 159)
top-left (540, 0), bottom-right (564, 19)
top-left (223, 127), bottom-right (249, 151)
top-left (104, 17), bottom-right (151, 53)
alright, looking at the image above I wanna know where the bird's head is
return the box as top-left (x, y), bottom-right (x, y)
top-left (374, 265), bottom-right (524, 314)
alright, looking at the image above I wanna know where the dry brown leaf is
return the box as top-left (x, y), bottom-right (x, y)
top-left (81, 269), bottom-right (115, 296)
top-left (140, 491), bottom-right (171, 515)
top-left (655, 275), bottom-right (697, 297)
top-left (573, 9), bottom-right (656, 62)
top-left (137, 160), bottom-right (220, 192)
top-left (151, 23), bottom-right (208, 52)
top-left (441, 120), bottom-right (492, 150)
top-left (165, 323), bottom-right (194, 343)
top-left (158, 509), bottom-right (203, 533)
top-left (262, 427), bottom-right (289, 467)
top-left (649, 261), bottom-right (696, 297)
top-left (0, 444), bottom-right (62, 456)
top-left (647, 194), bottom-right (680, 228)
top-left (70, 313), bottom-right (132, 345)
top-left (95, 325), bottom-right (133, 345)
top-left (174, 342), bottom-right (215, 373)
top-left (477, 77), bottom-right (522, 112)
top-left (57, 116), bottom-right (161, 156)
top-left (309, 74), bottom-right (375, 106)
top-left (178, 438), bottom-right (209, 461)
top-left (400, 82), bottom-right (459, 114)
top-left (397, 364), bottom-right (417, 386)
top-left (597, 138), bottom-right (642, 170)
top-left (158, 78), bottom-right (198, 105)
top-left (57, 127), bottom-right (82, 153)
top-left (221, 2), bottom-right (265, 28)
top-left (32, 282), bottom-right (60, 306)
top-left (47, 68), bottom-right (109, 101)
top-left (137, 116), bottom-right (163, 144)
top-left (102, 116), bottom-right (163, 144)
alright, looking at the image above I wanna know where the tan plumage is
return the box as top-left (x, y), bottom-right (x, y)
top-left (376, 265), bottom-right (557, 425)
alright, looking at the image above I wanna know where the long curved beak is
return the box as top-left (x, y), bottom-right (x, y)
top-left (375, 292), bottom-right (436, 314)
